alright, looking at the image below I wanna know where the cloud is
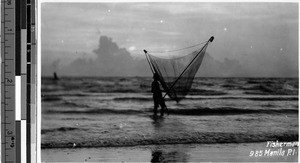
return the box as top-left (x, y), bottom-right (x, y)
top-left (57, 36), bottom-right (151, 76)
top-left (41, 3), bottom-right (298, 60)
top-left (41, 3), bottom-right (298, 77)
top-left (199, 52), bottom-right (298, 78)
top-left (128, 46), bottom-right (136, 51)
top-left (42, 35), bottom-right (298, 78)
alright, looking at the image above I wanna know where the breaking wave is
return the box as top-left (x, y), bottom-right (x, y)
top-left (61, 101), bottom-right (91, 108)
top-left (46, 107), bottom-right (297, 115)
top-left (113, 96), bottom-right (298, 102)
top-left (41, 131), bottom-right (298, 148)
top-left (41, 127), bottom-right (84, 134)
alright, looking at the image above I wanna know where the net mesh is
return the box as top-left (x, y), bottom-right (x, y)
top-left (147, 42), bottom-right (210, 102)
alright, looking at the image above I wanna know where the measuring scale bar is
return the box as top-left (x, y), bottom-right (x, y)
top-left (1, 0), bottom-right (36, 162)
top-left (2, 0), bottom-right (17, 162)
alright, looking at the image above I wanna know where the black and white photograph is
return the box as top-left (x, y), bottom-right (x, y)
top-left (40, 2), bottom-right (298, 162)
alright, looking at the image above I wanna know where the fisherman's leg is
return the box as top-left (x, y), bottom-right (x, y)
top-left (165, 106), bottom-right (169, 115)
top-left (160, 108), bottom-right (164, 117)
top-left (153, 102), bottom-right (158, 116)
top-left (160, 103), bottom-right (165, 117)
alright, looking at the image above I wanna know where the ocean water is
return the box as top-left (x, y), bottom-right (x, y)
top-left (41, 77), bottom-right (298, 149)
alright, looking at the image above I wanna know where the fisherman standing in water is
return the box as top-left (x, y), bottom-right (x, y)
top-left (151, 73), bottom-right (166, 117)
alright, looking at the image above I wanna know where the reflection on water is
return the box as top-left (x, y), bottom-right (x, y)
top-left (151, 117), bottom-right (165, 130)
top-left (151, 148), bottom-right (189, 162)
top-left (151, 150), bottom-right (163, 162)
top-left (151, 116), bottom-right (188, 133)
top-left (151, 117), bottom-right (190, 162)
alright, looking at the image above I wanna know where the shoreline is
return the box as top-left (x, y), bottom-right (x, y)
top-left (41, 129), bottom-right (299, 149)
top-left (41, 137), bottom-right (299, 149)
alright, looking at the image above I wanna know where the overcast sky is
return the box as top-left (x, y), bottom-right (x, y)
top-left (41, 2), bottom-right (298, 77)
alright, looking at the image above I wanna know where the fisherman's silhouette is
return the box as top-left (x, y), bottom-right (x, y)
top-left (151, 73), bottom-right (166, 117)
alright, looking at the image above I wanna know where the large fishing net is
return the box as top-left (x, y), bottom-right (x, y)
top-left (145, 36), bottom-right (214, 102)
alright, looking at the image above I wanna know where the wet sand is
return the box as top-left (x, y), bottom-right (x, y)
top-left (42, 142), bottom-right (298, 162)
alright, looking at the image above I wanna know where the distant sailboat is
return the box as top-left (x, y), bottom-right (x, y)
top-left (53, 72), bottom-right (59, 81)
